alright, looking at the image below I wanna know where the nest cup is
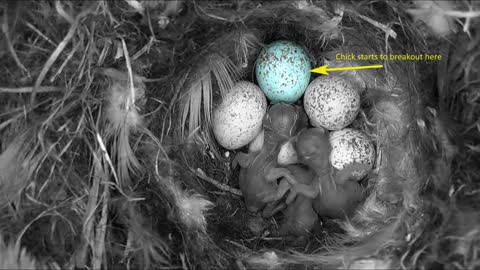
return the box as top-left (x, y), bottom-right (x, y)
top-left (178, 2), bottom-right (445, 269)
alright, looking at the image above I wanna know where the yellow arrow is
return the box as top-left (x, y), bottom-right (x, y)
top-left (310, 64), bottom-right (384, 75)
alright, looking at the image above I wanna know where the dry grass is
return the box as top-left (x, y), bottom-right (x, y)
top-left (0, 0), bottom-right (479, 269)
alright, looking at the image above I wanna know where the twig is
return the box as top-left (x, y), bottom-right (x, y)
top-left (193, 168), bottom-right (242, 196)
top-left (95, 132), bottom-right (142, 201)
top-left (466, 144), bottom-right (480, 153)
top-left (355, 13), bottom-right (397, 39)
top-left (0, 98), bottom-right (52, 131)
top-left (49, 41), bottom-right (81, 83)
top-left (443, 10), bottom-right (480, 18)
top-left (193, 1), bottom-right (230, 22)
top-left (55, 0), bottom-right (74, 24)
top-left (131, 36), bottom-right (155, 61)
top-left (353, 11), bottom-right (397, 54)
top-left (74, 146), bottom-right (103, 268)
top-left (120, 37), bottom-right (136, 112)
top-left (122, 231), bottom-right (134, 263)
top-left (1, 7), bottom-right (30, 76)
top-left (93, 175), bottom-right (110, 269)
top-left (0, 118), bottom-right (16, 131)
top-left (224, 239), bottom-right (251, 251)
top-left (192, 0), bottom-right (258, 23)
top-left (464, 189), bottom-right (480, 196)
top-left (0, 86), bottom-right (63, 93)
top-left (31, 2), bottom-right (94, 105)
top-left (15, 208), bottom-right (56, 248)
top-left (23, 21), bottom-right (57, 47)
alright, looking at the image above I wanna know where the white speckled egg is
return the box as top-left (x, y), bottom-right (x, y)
top-left (212, 81), bottom-right (267, 150)
top-left (329, 128), bottom-right (375, 180)
top-left (304, 76), bottom-right (360, 130)
top-left (255, 40), bottom-right (311, 103)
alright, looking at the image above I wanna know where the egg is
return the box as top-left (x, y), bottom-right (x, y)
top-left (248, 129), bottom-right (264, 153)
top-left (329, 128), bottom-right (375, 180)
top-left (255, 40), bottom-right (311, 103)
top-left (212, 81), bottom-right (267, 150)
top-left (304, 76), bottom-right (360, 130)
top-left (277, 140), bottom-right (298, 166)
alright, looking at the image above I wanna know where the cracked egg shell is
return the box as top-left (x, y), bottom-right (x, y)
top-left (277, 140), bottom-right (298, 166)
top-left (255, 40), bottom-right (311, 103)
top-left (329, 128), bottom-right (375, 180)
top-left (212, 81), bottom-right (267, 150)
top-left (304, 76), bottom-right (360, 130)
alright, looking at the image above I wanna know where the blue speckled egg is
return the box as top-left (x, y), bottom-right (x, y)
top-left (255, 40), bottom-right (311, 103)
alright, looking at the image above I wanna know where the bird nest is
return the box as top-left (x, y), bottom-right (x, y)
top-left (0, 1), bottom-right (479, 269)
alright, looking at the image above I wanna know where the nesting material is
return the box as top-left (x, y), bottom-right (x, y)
top-left (103, 78), bottom-right (145, 188)
top-left (0, 128), bottom-right (46, 207)
top-left (0, 0), bottom-right (479, 269)
top-left (173, 1), bottom-right (478, 269)
top-left (0, 234), bottom-right (45, 270)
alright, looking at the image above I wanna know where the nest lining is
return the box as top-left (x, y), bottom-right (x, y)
top-left (175, 2), bottom-right (432, 269)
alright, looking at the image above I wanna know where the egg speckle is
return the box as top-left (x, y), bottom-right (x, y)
top-left (212, 81), bottom-right (267, 150)
top-left (304, 76), bottom-right (360, 130)
top-left (329, 128), bottom-right (375, 180)
top-left (255, 40), bottom-right (311, 103)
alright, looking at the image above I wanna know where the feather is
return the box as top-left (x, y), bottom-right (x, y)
top-left (0, 233), bottom-right (45, 270)
top-left (246, 251), bottom-right (283, 270)
top-left (407, 1), bottom-right (457, 37)
top-left (176, 191), bottom-right (214, 233)
top-left (120, 201), bottom-right (170, 268)
top-left (179, 52), bottom-right (238, 155)
top-left (0, 129), bottom-right (44, 207)
top-left (104, 80), bottom-right (145, 187)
